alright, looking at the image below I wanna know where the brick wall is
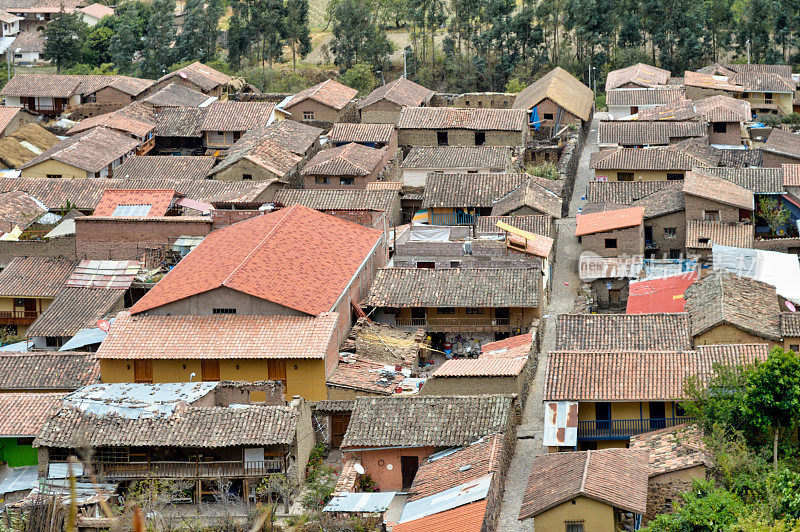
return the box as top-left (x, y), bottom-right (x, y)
top-left (646, 211), bottom-right (686, 258)
top-left (0, 236), bottom-right (77, 267)
top-left (580, 224), bottom-right (644, 258)
top-left (754, 237), bottom-right (800, 253)
top-left (211, 210), bottom-right (263, 230)
top-left (398, 129), bottom-right (526, 151)
top-left (684, 195), bottom-right (742, 223)
top-left (76, 217), bottom-right (213, 260)
top-left (761, 151), bottom-right (800, 168)
top-left (453, 92), bottom-right (516, 108)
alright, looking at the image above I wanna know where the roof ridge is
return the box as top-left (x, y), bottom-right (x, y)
top-left (579, 450), bottom-right (590, 493)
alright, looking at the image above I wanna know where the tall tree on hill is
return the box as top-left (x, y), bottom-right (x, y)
top-left (285, 0), bottom-right (311, 69)
top-left (42, 9), bottom-right (88, 72)
top-left (227, 0), bottom-right (251, 69)
top-left (253, 0), bottom-right (287, 67)
top-left (141, 0), bottom-right (177, 78)
top-left (110, 2), bottom-right (151, 73)
top-left (177, 0), bottom-right (223, 63)
top-left (330, 0), bottom-right (393, 71)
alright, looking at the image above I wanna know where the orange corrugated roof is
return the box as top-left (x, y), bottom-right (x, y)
top-left (575, 206), bottom-right (644, 236)
top-left (392, 500), bottom-right (488, 532)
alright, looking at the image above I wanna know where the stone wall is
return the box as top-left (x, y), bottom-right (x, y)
top-left (0, 236), bottom-right (77, 267)
top-left (555, 107), bottom-right (593, 217)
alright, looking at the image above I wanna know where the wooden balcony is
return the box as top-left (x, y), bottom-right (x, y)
top-left (395, 316), bottom-right (510, 332)
top-left (430, 212), bottom-right (475, 226)
top-left (135, 136), bottom-right (156, 156)
top-left (0, 310), bottom-right (39, 326)
top-left (578, 417), bottom-right (692, 441)
top-left (84, 459), bottom-right (285, 480)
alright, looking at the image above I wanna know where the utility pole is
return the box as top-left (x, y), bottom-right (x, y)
top-left (403, 49), bottom-right (408, 78)
top-left (747, 39), bottom-right (751, 64)
top-left (592, 67), bottom-right (597, 100)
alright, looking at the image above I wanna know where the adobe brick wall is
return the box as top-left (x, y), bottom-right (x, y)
top-left (76, 217), bottom-right (213, 260)
top-left (556, 110), bottom-right (593, 217)
top-left (211, 209), bottom-right (263, 230)
top-left (0, 236), bottom-right (77, 267)
top-left (360, 100), bottom-right (402, 124)
top-left (707, 121), bottom-right (742, 145)
top-left (580, 224), bottom-right (644, 258)
top-left (453, 93), bottom-right (515, 109)
top-left (754, 237), bottom-right (800, 253)
top-left (398, 129), bottom-right (526, 152)
top-left (761, 151), bottom-right (800, 168)
top-left (684, 195), bottom-right (742, 223)
top-left (646, 211), bottom-right (686, 258)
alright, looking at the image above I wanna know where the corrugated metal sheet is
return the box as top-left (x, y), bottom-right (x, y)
top-left (542, 401), bottom-right (578, 447)
top-left (398, 474), bottom-right (492, 523)
top-left (65, 260), bottom-right (140, 289)
top-left (323, 491), bottom-right (397, 513)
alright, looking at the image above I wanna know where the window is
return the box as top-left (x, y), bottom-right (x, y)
top-left (303, 111), bottom-right (315, 120)
top-left (703, 210), bottom-right (720, 222)
top-left (543, 113), bottom-right (554, 120)
top-left (666, 173), bottom-right (683, 181)
top-left (46, 174), bottom-right (62, 179)
top-left (565, 522), bottom-right (584, 532)
top-left (669, 249), bottom-right (681, 259)
top-left (45, 336), bottom-right (62, 348)
top-left (618, 172), bottom-right (634, 181)
top-left (437, 131), bottom-right (449, 146)
top-left (217, 131), bottom-right (225, 136)
top-left (339, 177), bottom-right (355, 185)
top-left (242, 173), bottom-right (252, 180)
top-left (449, 260), bottom-right (461, 268)
top-left (13, 298), bottom-right (26, 307)
top-left (713, 122), bottom-right (727, 133)
top-left (13, 53), bottom-right (20, 59)
top-left (416, 261), bottom-right (435, 269)
top-left (112, 204), bottom-right (152, 217)
top-left (315, 176), bottom-right (330, 185)
top-left (464, 100), bottom-right (470, 106)
top-left (790, 344), bottom-right (799, 352)
top-left (212, 308), bottom-right (237, 314)
top-left (437, 307), bottom-right (455, 314)
top-left (233, 131), bottom-right (242, 141)
top-left (474, 131), bottom-right (486, 145)
top-left (133, 360), bottom-right (153, 383)
top-left (477, 101), bottom-right (482, 107)
top-left (466, 308), bottom-right (484, 314)
top-left (698, 237), bottom-right (711, 245)
top-left (605, 238), bottom-right (617, 249)
top-left (764, 92), bottom-right (773, 104)
top-left (664, 227), bottom-right (677, 238)
top-left (16, 437), bottom-right (33, 446)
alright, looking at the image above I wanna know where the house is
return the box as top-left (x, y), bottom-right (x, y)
top-left (200, 101), bottom-right (276, 150)
top-left (0, 106), bottom-right (34, 137)
top-left (364, 267), bottom-right (542, 337)
top-left (77, 3), bottom-right (113, 25)
top-left (258, 119), bottom-right (323, 162)
top-left (34, 382), bottom-right (314, 495)
top-left (638, 95), bottom-right (751, 146)
top-left (114, 155), bottom-right (217, 181)
top-left (24, 260), bottom-right (139, 349)
top-left (490, 176), bottom-right (563, 219)
top-left (0, 351), bottom-right (98, 467)
top-left (555, 313), bottom-right (693, 351)
top-left (126, 203), bottom-right (385, 347)
top-left (301, 143), bottom-right (390, 189)
top-left (339, 395), bottom-right (514, 491)
top-left (684, 270), bottom-right (781, 345)
top-left (626, 272), bottom-right (698, 314)
top-left (139, 82), bottom-right (216, 109)
top-left (327, 123), bottom-right (397, 151)
top-left (0, 257), bottom-right (77, 335)
top-left (544, 344), bottom-right (768, 449)
top-left (421, 172), bottom-right (530, 225)
top-left (475, 214), bottom-right (554, 239)
top-left (207, 127), bottom-right (300, 184)
top-left (357, 77), bottom-right (434, 124)
top-left (401, 146), bottom-right (511, 187)
top-left (576, 206), bottom-right (645, 258)
top-left (606, 87), bottom-right (685, 120)
top-left (393, 433), bottom-right (508, 532)
top-left (685, 64), bottom-right (794, 117)
top-left (151, 106), bottom-right (207, 155)
top-left (512, 67), bottom-right (594, 134)
top-left (0, 12), bottom-right (22, 37)
top-left (0, 0), bottom-right (83, 32)
top-left (590, 144), bottom-right (719, 181)
top-left (396, 107), bottom-right (528, 151)
top-left (274, 188), bottom-right (402, 228)
top-left (686, 220), bottom-right (753, 258)
top-left (420, 356), bottom-right (529, 397)
top-left (598, 120), bottom-right (707, 148)
top-left (19, 127), bottom-right (139, 178)
top-left (683, 169), bottom-right (754, 226)
top-left (781, 313), bottom-right (800, 352)
top-left (0, 189), bottom-right (47, 236)
top-left (8, 30), bottom-right (44, 65)
top-left (148, 62), bottom-right (242, 99)
top-left (761, 128), bottom-right (800, 167)
top-left (606, 63), bottom-right (672, 91)
top-left (280, 79), bottom-right (357, 125)
top-left (66, 102), bottom-right (157, 154)
top-left (518, 449), bottom-right (649, 530)
top-left (629, 424), bottom-right (712, 524)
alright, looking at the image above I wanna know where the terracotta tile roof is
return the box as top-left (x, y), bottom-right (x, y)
top-left (392, 500), bottom-right (488, 532)
top-left (629, 423), bottom-right (712, 476)
top-left (340, 395), bottom-right (513, 448)
top-left (512, 67), bottom-right (593, 121)
top-left (78, 3), bottom-right (114, 19)
top-left (9, 29), bottom-right (43, 52)
top-left (422, 172), bottom-right (529, 208)
top-left (284, 79), bottom-right (357, 111)
top-left (763, 128), bottom-right (800, 159)
top-left (575, 206), bottom-right (643, 236)
top-left (21, 127), bottom-right (140, 173)
top-left (598, 120), bottom-right (707, 146)
top-left (328, 123), bottom-right (395, 144)
top-left (210, 126), bottom-right (301, 178)
top-left (301, 143), bottom-right (386, 176)
top-left (25, 287), bottom-right (125, 338)
top-left (261, 119), bottom-right (322, 155)
top-left (718, 149), bottom-right (763, 167)
top-left (0, 189), bottom-right (47, 234)
top-left (408, 433), bottom-right (504, 501)
top-left (481, 333), bottom-right (533, 358)
top-left (686, 220), bottom-right (753, 249)
top-left (115, 156), bottom-right (217, 180)
top-left (0, 352), bottom-right (99, 390)
top-left (200, 101), bottom-right (275, 132)
top-left (398, 107), bottom-right (527, 131)
top-left (93, 188), bottom-right (177, 217)
top-left (358, 77), bottom-right (434, 109)
top-left (490, 178), bottom-right (563, 218)
top-left (626, 272), bottom-right (698, 314)
top-left (140, 83), bottom-right (212, 107)
top-left (606, 63), bottom-right (671, 90)
top-left (96, 311), bottom-right (338, 360)
top-left (692, 95), bottom-right (752, 123)
top-left (364, 267), bottom-right (540, 308)
top-left (631, 186), bottom-right (685, 218)
top-left (130, 204), bottom-right (383, 316)
top-left (555, 313), bottom-right (692, 351)
top-left (152, 106), bottom-right (207, 137)
top-left (402, 146), bottom-right (510, 170)
top-left (1, 74), bottom-right (80, 98)
top-left (683, 169), bottom-right (754, 209)
top-left (432, 357), bottom-right (527, 377)
top-left (365, 181), bottom-right (403, 190)
top-left (684, 70), bottom-right (744, 92)
top-left (327, 356), bottom-right (404, 395)
top-left (0, 0), bottom-right (83, 14)
top-left (590, 145), bottom-right (718, 171)
top-left (36, 403), bottom-right (300, 448)
top-left (519, 449), bottom-right (649, 519)
top-left (546, 347), bottom-right (765, 401)
top-left (606, 87), bottom-right (685, 107)
top-left (156, 62), bottom-right (233, 92)
top-left (274, 189), bottom-right (398, 217)
top-left (697, 166), bottom-right (784, 194)
top-left (783, 164), bottom-right (800, 187)
top-left (684, 270), bottom-right (781, 340)
top-left (475, 215), bottom-right (553, 238)
top-left (0, 105), bottom-right (23, 134)
top-left (0, 393), bottom-right (65, 437)
top-left (67, 102), bottom-right (157, 138)
top-left (585, 181), bottom-right (680, 204)
top-left (0, 257), bottom-right (77, 297)
top-left (312, 399), bottom-right (354, 412)
top-left (781, 313), bottom-right (800, 337)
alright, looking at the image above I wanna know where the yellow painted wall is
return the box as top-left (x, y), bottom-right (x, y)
top-left (100, 358), bottom-right (328, 401)
top-left (593, 169), bottom-right (684, 182)
top-left (530, 496), bottom-right (615, 531)
top-left (20, 159), bottom-right (88, 179)
top-left (693, 324), bottom-right (775, 346)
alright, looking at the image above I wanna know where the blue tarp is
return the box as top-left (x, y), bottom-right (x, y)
top-left (530, 106), bottom-right (541, 131)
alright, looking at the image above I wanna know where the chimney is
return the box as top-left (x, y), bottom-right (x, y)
top-left (289, 395), bottom-right (302, 408)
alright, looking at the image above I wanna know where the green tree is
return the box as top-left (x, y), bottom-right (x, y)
top-left (341, 63), bottom-right (376, 95)
top-left (42, 8), bottom-right (88, 72)
top-left (176, 0), bottom-right (223, 63)
top-left (285, 0), bottom-right (311, 69)
top-left (253, 0), bottom-right (287, 67)
top-left (227, 3), bottom-right (250, 69)
top-left (644, 479), bottom-right (746, 531)
top-left (140, 0), bottom-right (176, 78)
top-left (758, 197), bottom-right (792, 235)
top-left (330, 0), bottom-right (393, 71)
top-left (110, 2), bottom-right (147, 73)
top-left (83, 16), bottom-right (116, 65)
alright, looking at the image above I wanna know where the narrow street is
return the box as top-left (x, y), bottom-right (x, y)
top-left (495, 116), bottom-right (601, 530)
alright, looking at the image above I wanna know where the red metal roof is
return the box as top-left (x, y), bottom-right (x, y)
top-left (392, 500), bottom-right (488, 532)
top-left (626, 272), bottom-right (698, 314)
top-left (575, 206), bottom-right (644, 236)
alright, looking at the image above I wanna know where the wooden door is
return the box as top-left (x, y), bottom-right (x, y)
top-left (331, 414), bottom-right (350, 448)
top-left (201, 360), bottom-right (220, 381)
top-left (133, 360), bottom-right (153, 383)
top-left (267, 360), bottom-right (287, 384)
